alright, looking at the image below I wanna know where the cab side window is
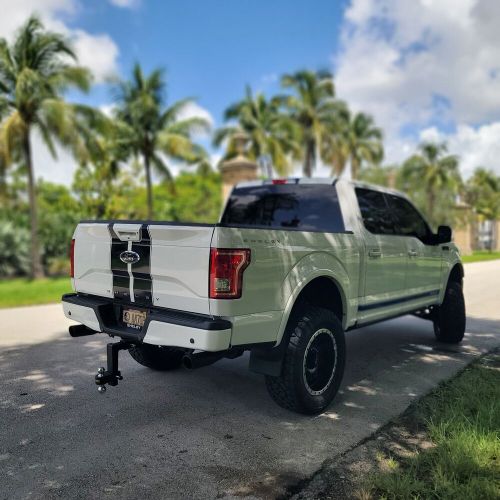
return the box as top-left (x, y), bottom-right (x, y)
top-left (355, 188), bottom-right (396, 235)
top-left (386, 194), bottom-right (432, 243)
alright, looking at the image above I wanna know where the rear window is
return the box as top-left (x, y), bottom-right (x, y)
top-left (220, 183), bottom-right (345, 233)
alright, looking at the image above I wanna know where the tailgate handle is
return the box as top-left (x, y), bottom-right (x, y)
top-left (115, 229), bottom-right (141, 241)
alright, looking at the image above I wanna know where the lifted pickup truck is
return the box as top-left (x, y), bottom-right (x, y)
top-left (62, 178), bottom-right (465, 414)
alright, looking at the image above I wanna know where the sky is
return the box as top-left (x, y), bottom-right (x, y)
top-left (1, 0), bottom-right (500, 184)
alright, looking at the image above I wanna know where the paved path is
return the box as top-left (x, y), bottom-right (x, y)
top-left (1, 261), bottom-right (499, 499)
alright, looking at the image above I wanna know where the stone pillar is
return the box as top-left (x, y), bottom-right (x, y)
top-left (219, 132), bottom-right (259, 201)
top-left (453, 203), bottom-right (473, 255)
top-left (493, 220), bottom-right (500, 251)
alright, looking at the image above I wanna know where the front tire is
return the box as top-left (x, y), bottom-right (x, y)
top-left (129, 344), bottom-right (185, 371)
top-left (433, 281), bottom-right (466, 343)
top-left (265, 305), bottom-right (346, 415)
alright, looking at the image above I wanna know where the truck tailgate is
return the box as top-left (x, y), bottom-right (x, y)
top-left (73, 222), bottom-right (215, 315)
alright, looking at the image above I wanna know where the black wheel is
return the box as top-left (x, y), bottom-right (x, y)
top-left (129, 344), bottom-right (185, 371)
top-left (433, 281), bottom-right (466, 344)
top-left (265, 305), bottom-right (345, 415)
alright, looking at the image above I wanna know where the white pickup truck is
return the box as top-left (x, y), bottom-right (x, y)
top-left (62, 178), bottom-right (465, 414)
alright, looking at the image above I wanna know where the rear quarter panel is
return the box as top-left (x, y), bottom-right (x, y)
top-left (210, 227), bottom-right (361, 345)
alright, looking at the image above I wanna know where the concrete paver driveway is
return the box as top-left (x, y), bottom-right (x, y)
top-left (1, 260), bottom-right (499, 499)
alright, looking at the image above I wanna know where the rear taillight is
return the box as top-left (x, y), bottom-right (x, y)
top-left (70, 239), bottom-right (75, 278)
top-left (272, 179), bottom-right (287, 184)
top-left (209, 248), bottom-right (251, 299)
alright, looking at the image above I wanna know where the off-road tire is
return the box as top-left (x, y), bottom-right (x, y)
top-left (433, 281), bottom-right (466, 344)
top-left (129, 344), bottom-right (185, 371)
top-left (265, 305), bottom-right (345, 415)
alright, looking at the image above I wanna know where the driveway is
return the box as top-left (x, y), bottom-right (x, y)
top-left (1, 260), bottom-right (499, 499)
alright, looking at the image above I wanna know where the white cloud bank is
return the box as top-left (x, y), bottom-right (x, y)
top-left (334, 0), bottom-right (500, 176)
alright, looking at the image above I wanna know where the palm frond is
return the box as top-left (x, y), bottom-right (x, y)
top-left (1, 111), bottom-right (26, 163)
top-left (160, 97), bottom-right (195, 124)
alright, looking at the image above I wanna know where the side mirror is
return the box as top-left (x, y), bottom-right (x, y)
top-left (437, 225), bottom-right (452, 244)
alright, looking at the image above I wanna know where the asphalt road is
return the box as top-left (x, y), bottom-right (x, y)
top-left (1, 260), bottom-right (499, 500)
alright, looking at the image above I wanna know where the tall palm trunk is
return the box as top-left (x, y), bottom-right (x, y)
top-left (23, 128), bottom-right (44, 279)
top-left (351, 156), bottom-right (360, 180)
top-left (144, 153), bottom-right (153, 219)
top-left (427, 189), bottom-right (436, 220)
top-left (303, 140), bottom-right (314, 178)
top-left (332, 150), bottom-right (346, 176)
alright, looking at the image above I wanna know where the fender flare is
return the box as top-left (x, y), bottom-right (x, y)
top-left (437, 260), bottom-right (464, 304)
top-left (274, 269), bottom-right (349, 346)
top-left (249, 258), bottom-right (350, 377)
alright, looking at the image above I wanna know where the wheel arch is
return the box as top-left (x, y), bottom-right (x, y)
top-left (278, 274), bottom-right (347, 342)
top-left (447, 262), bottom-right (464, 287)
top-left (249, 272), bottom-right (348, 377)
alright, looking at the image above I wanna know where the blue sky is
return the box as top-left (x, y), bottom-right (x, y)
top-left (70, 0), bottom-right (347, 123)
top-left (2, 0), bottom-right (499, 183)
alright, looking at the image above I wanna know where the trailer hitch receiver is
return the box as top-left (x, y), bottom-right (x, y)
top-left (95, 340), bottom-right (132, 393)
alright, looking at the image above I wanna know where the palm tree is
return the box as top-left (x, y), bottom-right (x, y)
top-left (214, 86), bottom-right (301, 177)
top-left (401, 142), bottom-right (462, 221)
top-left (280, 69), bottom-right (344, 177)
top-left (465, 168), bottom-right (500, 221)
top-left (323, 111), bottom-right (383, 179)
top-left (0, 16), bottom-right (92, 278)
top-left (73, 118), bottom-right (129, 218)
top-left (114, 63), bottom-right (210, 218)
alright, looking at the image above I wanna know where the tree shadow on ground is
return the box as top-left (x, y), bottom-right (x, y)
top-left (0, 314), bottom-right (499, 499)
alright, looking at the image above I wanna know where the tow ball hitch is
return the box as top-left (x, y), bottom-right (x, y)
top-left (95, 340), bottom-right (132, 393)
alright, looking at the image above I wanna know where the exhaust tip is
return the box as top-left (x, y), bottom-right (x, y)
top-left (182, 354), bottom-right (193, 370)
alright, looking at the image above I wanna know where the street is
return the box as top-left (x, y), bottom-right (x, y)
top-left (1, 260), bottom-right (499, 499)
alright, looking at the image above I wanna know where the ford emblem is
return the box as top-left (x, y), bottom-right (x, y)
top-left (120, 250), bottom-right (140, 264)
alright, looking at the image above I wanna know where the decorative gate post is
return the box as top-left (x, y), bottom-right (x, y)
top-left (219, 132), bottom-right (259, 201)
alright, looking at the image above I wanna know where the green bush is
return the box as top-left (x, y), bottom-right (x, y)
top-left (0, 220), bottom-right (31, 276)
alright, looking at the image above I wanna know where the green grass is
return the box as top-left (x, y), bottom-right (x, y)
top-left (0, 277), bottom-right (72, 308)
top-left (462, 250), bottom-right (500, 263)
top-left (370, 355), bottom-right (500, 499)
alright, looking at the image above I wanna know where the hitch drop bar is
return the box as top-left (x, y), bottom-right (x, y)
top-left (95, 340), bottom-right (132, 393)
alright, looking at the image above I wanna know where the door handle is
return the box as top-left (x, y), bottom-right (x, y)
top-left (368, 249), bottom-right (382, 258)
top-left (408, 249), bottom-right (418, 257)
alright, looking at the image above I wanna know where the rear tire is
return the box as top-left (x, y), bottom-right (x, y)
top-left (265, 305), bottom-right (345, 415)
top-left (433, 281), bottom-right (466, 344)
top-left (129, 344), bottom-right (185, 371)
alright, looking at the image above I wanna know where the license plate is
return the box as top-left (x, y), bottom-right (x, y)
top-left (123, 308), bottom-right (147, 329)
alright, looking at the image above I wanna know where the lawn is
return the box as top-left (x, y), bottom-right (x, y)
top-left (461, 250), bottom-right (500, 263)
top-left (0, 277), bottom-right (72, 308)
top-left (370, 353), bottom-right (500, 499)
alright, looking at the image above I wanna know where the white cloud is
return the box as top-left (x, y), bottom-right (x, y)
top-left (99, 103), bottom-right (116, 117)
top-left (420, 122), bottom-right (500, 177)
top-left (175, 101), bottom-right (214, 139)
top-left (335, 0), bottom-right (500, 174)
top-left (31, 129), bottom-right (79, 186)
top-left (0, 0), bottom-right (119, 84)
top-left (72, 30), bottom-right (118, 82)
top-left (108, 0), bottom-right (139, 7)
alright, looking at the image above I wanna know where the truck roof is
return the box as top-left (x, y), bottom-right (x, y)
top-left (234, 177), bottom-right (409, 200)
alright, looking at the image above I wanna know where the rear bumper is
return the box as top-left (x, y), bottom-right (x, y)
top-left (61, 293), bottom-right (232, 352)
